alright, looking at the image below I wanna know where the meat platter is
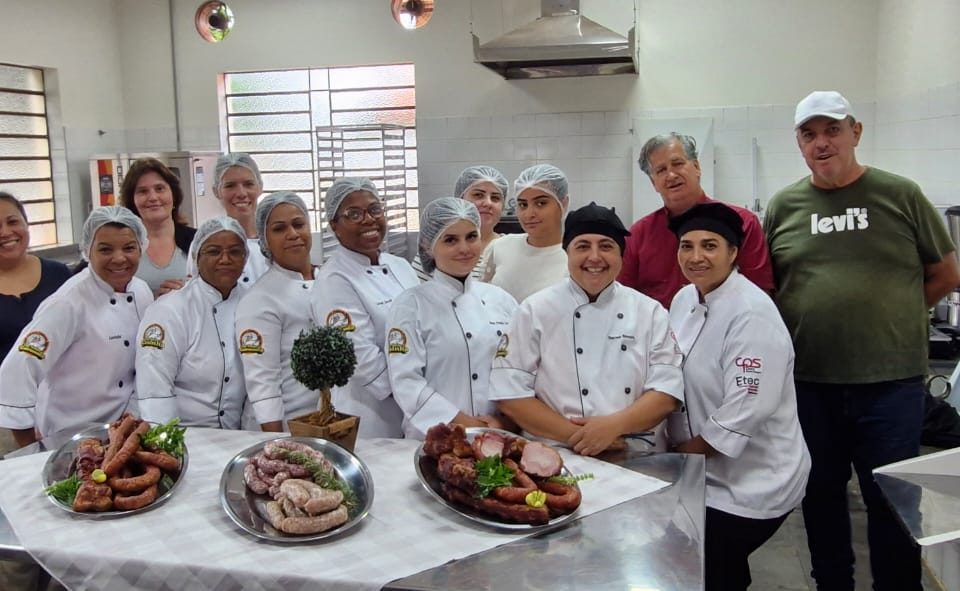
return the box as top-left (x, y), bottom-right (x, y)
top-left (41, 417), bottom-right (188, 519)
top-left (414, 424), bottom-right (582, 531)
top-left (219, 436), bottom-right (373, 543)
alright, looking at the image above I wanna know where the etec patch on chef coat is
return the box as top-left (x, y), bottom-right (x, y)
top-left (326, 309), bottom-right (356, 332)
top-left (387, 328), bottom-right (408, 354)
top-left (18, 331), bottom-right (49, 360)
top-left (239, 329), bottom-right (264, 354)
top-left (140, 323), bottom-right (166, 350)
top-left (734, 356), bottom-right (762, 395)
top-left (495, 334), bottom-right (509, 358)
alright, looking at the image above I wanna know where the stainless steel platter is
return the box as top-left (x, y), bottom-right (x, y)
top-left (41, 422), bottom-right (189, 519)
top-left (219, 436), bottom-right (373, 543)
top-left (414, 427), bottom-right (581, 531)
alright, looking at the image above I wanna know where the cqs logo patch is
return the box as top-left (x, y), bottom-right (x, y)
top-left (140, 323), bottom-right (165, 350)
top-left (735, 357), bottom-right (762, 373)
top-left (326, 309), bottom-right (356, 332)
top-left (238, 329), bottom-right (264, 355)
top-left (387, 328), bottom-right (409, 354)
top-left (18, 331), bottom-right (49, 360)
top-left (495, 334), bottom-right (509, 358)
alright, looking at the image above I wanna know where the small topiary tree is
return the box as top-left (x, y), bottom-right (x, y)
top-left (291, 325), bottom-right (357, 426)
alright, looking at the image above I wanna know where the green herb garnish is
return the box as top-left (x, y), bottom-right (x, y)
top-left (273, 449), bottom-right (358, 511)
top-left (142, 418), bottom-right (186, 458)
top-left (548, 472), bottom-right (595, 486)
top-left (474, 455), bottom-right (515, 498)
top-left (45, 474), bottom-right (82, 505)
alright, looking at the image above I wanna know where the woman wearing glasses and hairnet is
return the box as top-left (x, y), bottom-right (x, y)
top-left (411, 165), bottom-right (509, 281)
top-left (482, 164), bottom-right (570, 302)
top-left (236, 192), bottom-right (319, 432)
top-left (0, 206), bottom-right (153, 447)
top-left (136, 216), bottom-right (250, 429)
top-left (311, 177), bottom-right (419, 438)
top-left (386, 198), bottom-right (518, 439)
top-left (213, 153), bottom-right (269, 285)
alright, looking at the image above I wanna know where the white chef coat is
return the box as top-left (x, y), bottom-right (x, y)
top-left (311, 248), bottom-right (419, 438)
top-left (135, 276), bottom-right (248, 429)
top-left (0, 268), bottom-right (153, 438)
top-left (386, 270), bottom-right (518, 439)
top-left (489, 278), bottom-right (684, 424)
top-left (240, 238), bottom-right (269, 286)
top-left (236, 262), bottom-right (318, 427)
top-left (669, 269), bottom-right (811, 519)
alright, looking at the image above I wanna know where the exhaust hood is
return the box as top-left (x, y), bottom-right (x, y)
top-left (473, 0), bottom-right (636, 80)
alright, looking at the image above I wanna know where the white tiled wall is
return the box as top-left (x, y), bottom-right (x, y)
top-left (417, 102), bottom-right (877, 224)
top-left (874, 82), bottom-right (960, 206)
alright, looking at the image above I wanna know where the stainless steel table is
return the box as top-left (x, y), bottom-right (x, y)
top-left (386, 448), bottom-right (705, 591)
top-left (1, 437), bottom-right (705, 590)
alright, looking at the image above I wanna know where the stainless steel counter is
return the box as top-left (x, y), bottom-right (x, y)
top-left (1, 436), bottom-right (705, 590)
top-left (386, 448), bottom-right (705, 591)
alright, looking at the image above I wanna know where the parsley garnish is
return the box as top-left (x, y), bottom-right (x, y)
top-left (142, 418), bottom-right (186, 459)
top-left (45, 474), bottom-right (82, 505)
top-left (474, 455), bottom-right (515, 498)
top-left (548, 472), bottom-right (595, 486)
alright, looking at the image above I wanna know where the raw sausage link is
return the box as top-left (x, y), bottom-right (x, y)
top-left (279, 479), bottom-right (311, 508)
top-left (113, 484), bottom-right (158, 511)
top-left (280, 505), bottom-right (349, 535)
top-left (243, 463), bottom-right (269, 495)
top-left (302, 484), bottom-right (344, 516)
top-left (264, 501), bottom-right (285, 530)
top-left (108, 464), bottom-right (162, 493)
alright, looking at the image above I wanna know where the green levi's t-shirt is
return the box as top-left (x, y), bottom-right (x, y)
top-left (764, 167), bottom-right (955, 383)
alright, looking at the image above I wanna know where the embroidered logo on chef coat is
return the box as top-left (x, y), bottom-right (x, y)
top-left (495, 334), bottom-right (509, 358)
top-left (326, 309), bottom-right (356, 332)
top-left (18, 331), bottom-right (49, 360)
top-left (735, 357), bottom-right (762, 395)
top-left (238, 329), bottom-right (264, 354)
top-left (140, 324), bottom-right (166, 350)
top-left (387, 328), bottom-right (409, 354)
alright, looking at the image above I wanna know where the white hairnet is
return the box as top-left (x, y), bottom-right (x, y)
top-left (80, 206), bottom-right (148, 262)
top-left (418, 197), bottom-right (481, 275)
top-left (255, 191), bottom-right (309, 259)
top-left (186, 216), bottom-right (249, 276)
top-left (213, 153), bottom-right (262, 195)
top-left (324, 177), bottom-right (379, 222)
top-left (454, 166), bottom-right (509, 201)
top-left (514, 164), bottom-right (569, 205)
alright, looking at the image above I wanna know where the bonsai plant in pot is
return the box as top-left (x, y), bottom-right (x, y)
top-left (288, 325), bottom-right (361, 451)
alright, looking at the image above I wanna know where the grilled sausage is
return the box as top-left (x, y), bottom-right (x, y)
top-left (102, 422), bottom-right (149, 477)
top-left (491, 459), bottom-right (538, 504)
top-left (132, 450), bottom-right (180, 473)
top-left (113, 483), bottom-right (158, 510)
top-left (103, 415), bottom-right (137, 465)
top-left (539, 479), bottom-right (582, 514)
top-left (280, 505), bottom-right (349, 535)
top-left (108, 464), bottom-right (161, 493)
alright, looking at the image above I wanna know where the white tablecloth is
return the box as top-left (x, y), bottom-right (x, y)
top-left (0, 428), bottom-right (668, 591)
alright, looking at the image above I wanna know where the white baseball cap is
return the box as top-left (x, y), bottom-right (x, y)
top-left (794, 91), bottom-right (855, 128)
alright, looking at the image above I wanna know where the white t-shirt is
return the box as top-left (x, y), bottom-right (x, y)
top-left (481, 233), bottom-right (568, 302)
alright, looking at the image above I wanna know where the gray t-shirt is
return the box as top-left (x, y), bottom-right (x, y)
top-left (136, 247), bottom-right (188, 295)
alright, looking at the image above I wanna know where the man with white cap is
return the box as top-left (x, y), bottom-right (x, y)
top-left (0, 206), bottom-right (153, 447)
top-left (764, 90), bottom-right (960, 590)
top-left (136, 216), bottom-right (250, 429)
top-left (490, 202), bottom-right (683, 456)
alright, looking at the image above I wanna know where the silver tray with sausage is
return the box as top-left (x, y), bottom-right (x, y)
top-left (41, 417), bottom-right (188, 519)
top-left (414, 424), bottom-right (582, 531)
top-left (219, 437), bottom-right (373, 543)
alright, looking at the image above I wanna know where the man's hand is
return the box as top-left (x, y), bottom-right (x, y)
top-left (568, 415), bottom-right (624, 456)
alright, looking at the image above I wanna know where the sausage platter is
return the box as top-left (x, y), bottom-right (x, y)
top-left (219, 436), bottom-right (374, 542)
top-left (414, 425), bottom-right (582, 531)
top-left (41, 421), bottom-right (189, 519)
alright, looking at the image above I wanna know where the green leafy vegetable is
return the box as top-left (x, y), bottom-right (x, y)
top-left (142, 418), bottom-right (187, 458)
top-left (45, 474), bottom-right (82, 505)
top-left (548, 472), bottom-right (595, 486)
top-left (474, 455), bottom-right (515, 498)
top-left (272, 449), bottom-right (358, 511)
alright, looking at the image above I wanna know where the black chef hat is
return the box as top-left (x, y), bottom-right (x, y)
top-left (562, 201), bottom-right (631, 254)
top-left (668, 202), bottom-right (744, 247)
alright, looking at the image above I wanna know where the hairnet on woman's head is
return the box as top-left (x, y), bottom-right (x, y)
top-left (80, 206), bottom-right (148, 261)
top-left (213, 153), bottom-right (262, 195)
top-left (514, 164), bottom-right (569, 205)
top-left (418, 197), bottom-right (481, 275)
top-left (324, 177), bottom-right (379, 222)
top-left (255, 191), bottom-right (309, 259)
top-left (186, 216), bottom-right (249, 275)
top-left (454, 166), bottom-right (509, 201)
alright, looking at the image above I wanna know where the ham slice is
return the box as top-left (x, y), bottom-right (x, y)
top-left (520, 441), bottom-right (563, 477)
